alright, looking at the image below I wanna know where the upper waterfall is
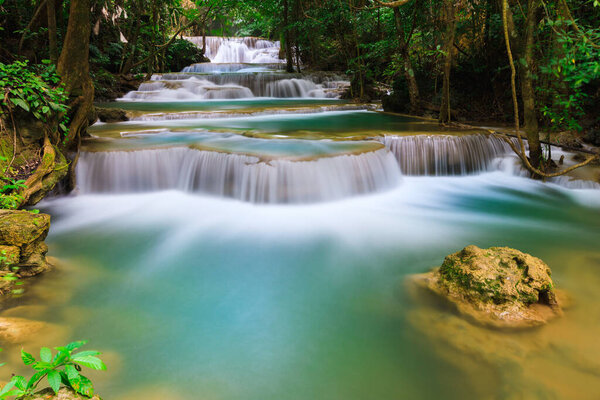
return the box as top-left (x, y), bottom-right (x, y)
top-left (185, 36), bottom-right (282, 64)
top-left (118, 35), bottom-right (350, 101)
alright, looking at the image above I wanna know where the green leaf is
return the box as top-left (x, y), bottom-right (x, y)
top-left (72, 355), bottom-right (106, 370)
top-left (65, 340), bottom-right (87, 351)
top-left (9, 98), bottom-right (29, 112)
top-left (26, 369), bottom-right (46, 390)
top-left (71, 350), bottom-right (101, 358)
top-left (52, 349), bottom-right (70, 367)
top-left (72, 374), bottom-right (93, 397)
top-left (10, 376), bottom-right (26, 392)
top-left (32, 360), bottom-right (52, 371)
top-left (47, 369), bottom-right (61, 394)
top-left (65, 364), bottom-right (80, 381)
top-left (0, 381), bottom-right (15, 396)
top-left (40, 347), bottom-right (52, 363)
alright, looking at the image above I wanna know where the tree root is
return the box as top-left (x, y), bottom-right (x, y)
top-left (18, 135), bottom-right (68, 206)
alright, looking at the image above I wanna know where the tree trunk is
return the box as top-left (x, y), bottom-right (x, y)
top-left (439, 0), bottom-right (455, 123)
top-left (283, 0), bottom-right (294, 73)
top-left (520, 0), bottom-right (541, 167)
top-left (57, 0), bottom-right (94, 155)
top-left (47, 0), bottom-right (58, 64)
top-left (393, 8), bottom-right (420, 113)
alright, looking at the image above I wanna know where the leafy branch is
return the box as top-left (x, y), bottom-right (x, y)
top-left (0, 341), bottom-right (106, 399)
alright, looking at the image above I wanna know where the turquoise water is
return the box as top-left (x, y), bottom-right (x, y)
top-left (89, 110), bottom-right (455, 140)
top-left (20, 174), bottom-right (600, 399)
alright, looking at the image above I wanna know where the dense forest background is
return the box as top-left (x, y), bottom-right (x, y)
top-left (0, 0), bottom-right (599, 208)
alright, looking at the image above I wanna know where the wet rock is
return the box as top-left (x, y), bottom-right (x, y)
top-left (584, 127), bottom-right (600, 146)
top-left (0, 317), bottom-right (69, 350)
top-left (411, 245), bottom-right (561, 328)
top-left (555, 131), bottom-right (583, 149)
top-left (405, 251), bottom-right (600, 398)
top-left (22, 387), bottom-right (101, 400)
top-left (95, 107), bottom-right (128, 123)
top-left (0, 210), bottom-right (51, 288)
top-left (0, 210), bottom-right (50, 248)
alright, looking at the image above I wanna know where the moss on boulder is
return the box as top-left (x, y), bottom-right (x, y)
top-left (0, 245), bottom-right (20, 267)
top-left (0, 210), bottom-right (51, 287)
top-left (411, 245), bottom-right (562, 328)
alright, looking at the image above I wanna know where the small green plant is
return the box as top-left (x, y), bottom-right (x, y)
top-left (0, 341), bottom-right (106, 399)
top-left (0, 178), bottom-right (26, 210)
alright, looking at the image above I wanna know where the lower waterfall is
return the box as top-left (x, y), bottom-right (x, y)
top-left (76, 148), bottom-right (402, 203)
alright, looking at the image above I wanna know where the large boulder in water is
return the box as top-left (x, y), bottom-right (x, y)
top-left (411, 245), bottom-right (561, 328)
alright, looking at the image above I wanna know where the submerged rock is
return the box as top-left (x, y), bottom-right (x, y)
top-left (411, 245), bottom-right (561, 328)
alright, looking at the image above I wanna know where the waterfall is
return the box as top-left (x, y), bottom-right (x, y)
top-left (121, 74), bottom-right (348, 101)
top-left (118, 35), bottom-right (350, 101)
top-left (121, 79), bottom-right (254, 101)
top-left (265, 79), bottom-right (326, 98)
top-left (185, 36), bottom-right (282, 64)
top-left (76, 148), bottom-right (402, 203)
top-left (182, 63), bottom-right (284, 73)
top-left (379, 134), bottom-right (517, 175)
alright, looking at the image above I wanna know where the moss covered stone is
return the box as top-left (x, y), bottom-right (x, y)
top-left (0, 210), bottom-right (50, 247)
top-left (0, 245), bottom-right (20, 269)
top-left (0, 210), bottom-right (51, 281)
top-left (411, 245), bottom-right (562, 328)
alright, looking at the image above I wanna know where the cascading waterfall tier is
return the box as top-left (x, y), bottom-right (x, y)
top-left (119, 35), bottom-right (350, 100)
top-left (379, 134), bottom-right (517, 175)
top-left (185, 36), bottom-right (282, 63)
top-left (182, 63), bottom-right (284, 73)
top-left (76, 148), bottom-right (402, 203)
top-left (120, 74), bottom-right (348, 101)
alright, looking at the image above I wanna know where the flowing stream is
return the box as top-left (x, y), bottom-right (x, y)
top-left (3, 37), bottom-right (600, 399)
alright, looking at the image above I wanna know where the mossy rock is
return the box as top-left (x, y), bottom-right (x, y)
top-left (411, 245), bottom-right (562, 328)
top-left (22, 387), bottom-right (101, 400)
top-left (0, 245), bottom-right (20, 269)
top-left (95, 107), bottom-right (128, 123)
top-left (0, 210), bottom-right (50, 247)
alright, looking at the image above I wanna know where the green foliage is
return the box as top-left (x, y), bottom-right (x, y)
top-left (537, 17), bottom-right (600, 131)
top-left (0, 341), bottom-right (106, 399)
top-left (165, 39), bottom-right (208, 72)
top-left (0, 61), bottom-right (69, 137)
top-left (0, 176), bottom-right (26, 210)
